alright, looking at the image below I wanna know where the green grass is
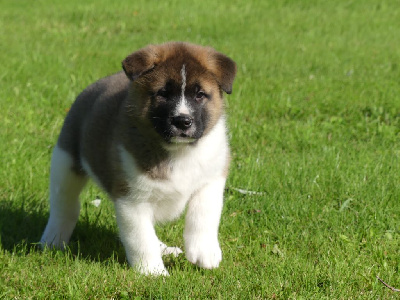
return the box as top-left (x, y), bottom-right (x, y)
top-left (1, 0), bottom-right (400, 298)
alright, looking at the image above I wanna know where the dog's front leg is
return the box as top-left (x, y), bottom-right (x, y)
top-left (184, 177), bottom-right (226, 269)
top-left (114, 199), bottom-right (168, 276)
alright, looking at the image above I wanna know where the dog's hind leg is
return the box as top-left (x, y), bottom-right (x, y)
top-left (40, 145), bottom-right (88, 249)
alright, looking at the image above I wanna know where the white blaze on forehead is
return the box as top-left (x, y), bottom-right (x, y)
top-left (181, 64), bottom-right (186, 97)
top-left (176, 64), bottom-right (191, 115)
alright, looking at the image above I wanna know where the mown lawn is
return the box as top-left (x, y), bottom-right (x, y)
top-left (1, 0), bottom-right (400, 298)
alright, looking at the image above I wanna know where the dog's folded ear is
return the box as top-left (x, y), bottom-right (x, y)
top-left (122, 45), bottom-right (160, 81)
top-left (122, 43), bottom-right (237, 93)
top-left (208, 51), bottom-right (237, 94)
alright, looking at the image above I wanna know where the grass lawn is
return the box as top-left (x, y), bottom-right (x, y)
top-left (1, 0), bottom-right (400, 298)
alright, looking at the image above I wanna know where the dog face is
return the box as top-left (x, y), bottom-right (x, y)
top-left (122, 42), bottom-right (236, 144)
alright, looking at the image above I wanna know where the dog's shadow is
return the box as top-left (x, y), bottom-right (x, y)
top-left (0, 201), bottom-right (189, 272)
top-left (0, 200), bottom-right (126, 264)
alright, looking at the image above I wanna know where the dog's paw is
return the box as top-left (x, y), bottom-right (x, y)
top-left (135, 259), bottom-right (169, 276)
top-left (39, 232), bottom-right (68, 250)
top-left (185, 237), bottom-right (222, 269)
top-left (39, 239), bottom-right (66, 251)
top-left (40, 216), bottom-right (77, 250)
top-left (138, 266), bottom-right (169, 276)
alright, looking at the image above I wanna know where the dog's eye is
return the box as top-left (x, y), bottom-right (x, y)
top-left (156, 88), bottom-right (169, 99)
top-left (195, 91), bottom-right (207, 102)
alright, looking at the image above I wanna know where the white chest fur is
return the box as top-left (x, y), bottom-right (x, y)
top-left (118, 118), bottom-right (229, 223)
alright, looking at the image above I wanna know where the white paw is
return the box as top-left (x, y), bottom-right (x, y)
top-left (135, 259), bottom-right (169, 276)
top-left (185, 237), bottom-right (222, 269)
top-left (40, 214), bottom-right (78, 251)
top-left (40, 225), bottom-right (70, 250)
top-left (39, 239), bottom-right (67, 250)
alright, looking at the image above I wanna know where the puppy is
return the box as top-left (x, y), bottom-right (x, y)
top-left (40, 42), bottom-right (237, 275)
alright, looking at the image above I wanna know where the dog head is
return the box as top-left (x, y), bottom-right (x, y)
top-left (122, 42), bottom-right (237, 145)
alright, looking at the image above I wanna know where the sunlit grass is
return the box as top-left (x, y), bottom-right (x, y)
top-left (1, 0), bottom-right (400, 298)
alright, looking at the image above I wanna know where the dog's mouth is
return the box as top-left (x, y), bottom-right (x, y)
top-left (165, 128), bottom-right (198, 144)
top-left (151, 115), bottom-right (202, 145)
top-left (169, 135), bottom-right (196, 144)
top-left (160, 131), bottom-right (198, 151)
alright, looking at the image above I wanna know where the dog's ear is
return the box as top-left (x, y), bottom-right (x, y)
top-left (122, 45), bottom-right (160, 81)
top-left (209, 51), bottom-right (237, 94)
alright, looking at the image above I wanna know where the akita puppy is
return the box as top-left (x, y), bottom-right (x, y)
top-left (40, 42), bottom-right (237, 275)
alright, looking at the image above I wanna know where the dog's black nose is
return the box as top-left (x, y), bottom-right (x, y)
top-left (171, 115), bottom-right (193, 130)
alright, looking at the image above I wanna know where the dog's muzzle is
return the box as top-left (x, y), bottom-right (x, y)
top-left (168, 114), bottom-right (197, 144)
